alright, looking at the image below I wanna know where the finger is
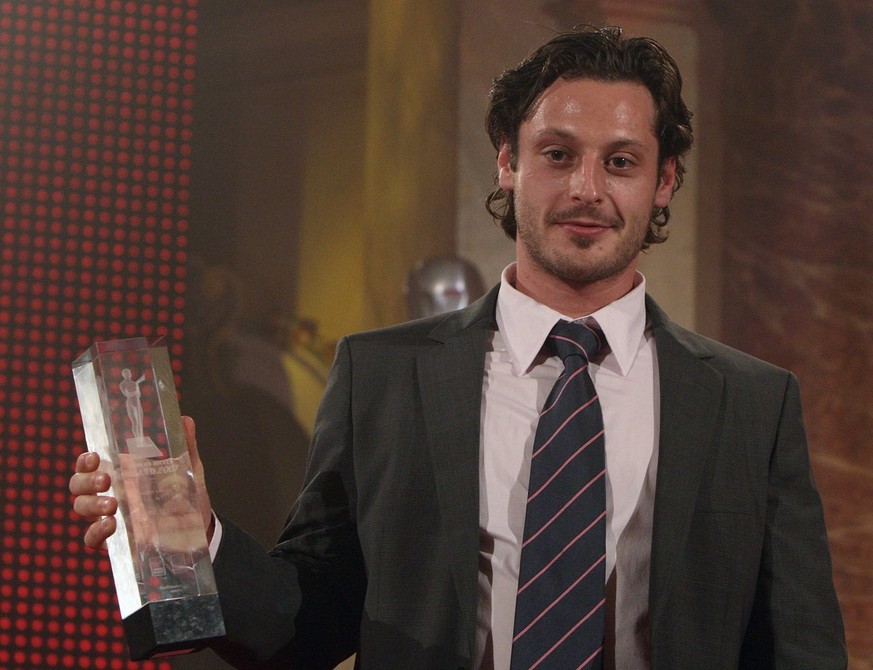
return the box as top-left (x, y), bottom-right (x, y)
top-left (182, 415), bottom-right (214, 536)
top-left (83, 516), bottom-right (116, 551)
top-left (182, 415), bottom-right (201, 469)
top-left (75, 451), bottom-right (101, 474)
top-left (69, 468), bottom-right (111, 497)
top-left (73, 492), bottom-right (117, 521)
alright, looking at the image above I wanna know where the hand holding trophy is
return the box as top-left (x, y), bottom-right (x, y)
top-left (72, 337), bottom-right (224, 660)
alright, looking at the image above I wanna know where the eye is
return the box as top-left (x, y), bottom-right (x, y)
top-left (544, 148), bottom-right (571, 163)
top-left (607, 156), bottom-right (633, 169)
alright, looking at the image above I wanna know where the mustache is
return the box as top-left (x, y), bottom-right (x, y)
top-left (546, 205), bottom-right (621, 228)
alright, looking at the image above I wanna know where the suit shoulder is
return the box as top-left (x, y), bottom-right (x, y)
top-left (663, 321), bottom-right (793, 382)
top-left (646, 295), bottom-right (790, 379)
top-left (344, 312), bottom-right (457, 349)
top-left (341, 287), bottom-right (498, 352)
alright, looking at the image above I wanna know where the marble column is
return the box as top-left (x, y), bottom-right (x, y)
top-left (363, 0), bottom-right (460, 326)
top-left (710, 1), bottom-right (873, 666)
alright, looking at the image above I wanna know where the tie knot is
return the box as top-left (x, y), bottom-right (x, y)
top-left (548, 320), bottom-right (603, 363)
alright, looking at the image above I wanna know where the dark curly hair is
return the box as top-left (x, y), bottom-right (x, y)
top-left (485, 26), bottom-right (694, 247)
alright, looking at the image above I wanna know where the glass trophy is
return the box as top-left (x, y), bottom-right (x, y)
top-left (72, 337), bottom-right (225, 660)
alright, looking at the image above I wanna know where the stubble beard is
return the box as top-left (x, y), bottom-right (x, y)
top-left (515, 201), bottom-right (649, 285)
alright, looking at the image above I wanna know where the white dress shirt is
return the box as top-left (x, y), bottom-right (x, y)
top-left (476, 264), bottom-right (660, 669)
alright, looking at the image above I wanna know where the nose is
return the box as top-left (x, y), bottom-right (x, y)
top-left (568, 158), bottom-right (604, 204)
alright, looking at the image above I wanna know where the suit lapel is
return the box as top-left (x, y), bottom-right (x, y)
top-left (417, 286), bottom-right (498, 657)
top-left (645, 297), bottom-right (726, 632)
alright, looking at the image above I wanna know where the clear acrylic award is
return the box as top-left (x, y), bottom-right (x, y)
top-left (72, 337), bottom-right (225, 660)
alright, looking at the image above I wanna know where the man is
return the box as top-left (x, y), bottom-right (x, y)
top-left (71, 27), bottom-right (847, 669)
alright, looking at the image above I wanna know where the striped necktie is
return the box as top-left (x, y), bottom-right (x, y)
top-left (511, 319), bottom-right (607, 670)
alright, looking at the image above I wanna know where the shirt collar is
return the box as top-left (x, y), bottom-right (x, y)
top-left (495, 262), bottom-right (648, 377)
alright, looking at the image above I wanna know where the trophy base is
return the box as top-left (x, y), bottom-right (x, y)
top-left (123, 593), bottom-right (226, 660)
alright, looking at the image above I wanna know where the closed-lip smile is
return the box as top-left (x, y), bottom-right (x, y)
top-left (556, 219), bottom-right (614, 236)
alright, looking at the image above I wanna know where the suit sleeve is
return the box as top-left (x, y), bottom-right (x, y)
top-left (739, 372), bottom-right (847, 668)
top-left (209, 337), bottom-right (366, 669)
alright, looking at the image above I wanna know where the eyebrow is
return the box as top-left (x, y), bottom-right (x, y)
top-left (533, 128), bottom-right (651, 151)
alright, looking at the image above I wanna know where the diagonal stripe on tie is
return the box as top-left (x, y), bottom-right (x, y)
top-left (511, 320), bottom-right (606, 670)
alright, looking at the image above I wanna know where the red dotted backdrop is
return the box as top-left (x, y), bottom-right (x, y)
top-left (0, 1), bottom-right (198, 668)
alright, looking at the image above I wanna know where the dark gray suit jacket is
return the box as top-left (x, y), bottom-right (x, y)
top-left (210, 286), bottom-right (846, 669)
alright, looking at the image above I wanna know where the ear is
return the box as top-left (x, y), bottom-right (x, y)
top-left (497, 141), bottom-right (515, 191)
top-left (654, 157), bottom-right (677, 208)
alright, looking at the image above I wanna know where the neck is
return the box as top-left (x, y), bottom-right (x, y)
top-left (512, 262), bottom-right (639, 318)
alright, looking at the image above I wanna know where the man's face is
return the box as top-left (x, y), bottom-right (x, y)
top-left (498, 77), bottom-right (676, 289)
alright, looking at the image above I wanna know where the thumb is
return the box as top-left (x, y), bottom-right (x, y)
top-left (182, 415), bottom-right (214, 539)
